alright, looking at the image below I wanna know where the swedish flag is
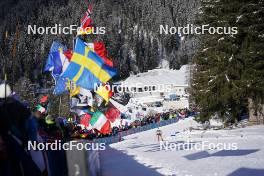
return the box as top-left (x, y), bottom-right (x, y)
top-left (61, 38), bottom-right (117, 90)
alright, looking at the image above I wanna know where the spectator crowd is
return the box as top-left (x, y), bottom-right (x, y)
top-left (0, 83), bottom-right (196, 176)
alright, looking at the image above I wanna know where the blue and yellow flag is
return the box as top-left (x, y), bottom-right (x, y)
top-left (61, 38), bottom-right (117, 90)
top-left (53, 76), bottom-right (69, 95)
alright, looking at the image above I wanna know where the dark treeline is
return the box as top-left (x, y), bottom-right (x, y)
top-left (192, 0), bottom-right (264, 122)
top-left (0, 0), bottom-right (199, 88)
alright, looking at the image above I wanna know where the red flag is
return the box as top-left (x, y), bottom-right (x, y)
top-left (105, 105), bottom-right (120, 123)
top-left (40, 95), bottom-right (48, 103)
top-left (100, 120), bottom-right (111, 134)
top-left (77, 5), bottom-right (93, 35)
top-left (94, 42), bottom-right (114, 67)
top-left (64, 49), bottom-right (73, 60)
top-left (80, 113), bottom-right (92, 128)
top-left (80, 6), bottom-right (92, 29)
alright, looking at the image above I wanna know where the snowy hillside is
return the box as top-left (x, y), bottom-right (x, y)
top-left (100, 118), bottom-right (264, 176)
top-left (122, 65), bottom-right (189, 87)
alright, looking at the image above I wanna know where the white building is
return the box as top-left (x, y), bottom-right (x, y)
top-left (119, 65), bottom-right (191, 110)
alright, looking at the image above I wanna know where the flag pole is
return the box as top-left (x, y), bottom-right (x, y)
top-left (3, 30), bottom-right (8, 100)
top-left (59, 96), bottom-right (62, 117)
top-left (4, 74), bottom-right (7, 100)
top-left (11, 19), bottom-right (20, 91)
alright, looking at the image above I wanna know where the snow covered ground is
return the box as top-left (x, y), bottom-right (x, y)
top-left (100, 118), bottom-right (264, 176)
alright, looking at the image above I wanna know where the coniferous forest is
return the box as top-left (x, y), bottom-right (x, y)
top-left (0, 0), bottom-right (198, 82)
top-left (192, 0), bottom-right (264, 122)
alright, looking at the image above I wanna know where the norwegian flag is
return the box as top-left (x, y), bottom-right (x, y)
top-left (79, 5), bottom-right (93, 34)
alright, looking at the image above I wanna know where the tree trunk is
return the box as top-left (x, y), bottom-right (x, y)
top-left (248, 98), bottom-right (264, 124)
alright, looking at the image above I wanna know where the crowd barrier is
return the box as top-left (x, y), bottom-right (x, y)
top-left (93, 117), bottom-right (180, 145)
